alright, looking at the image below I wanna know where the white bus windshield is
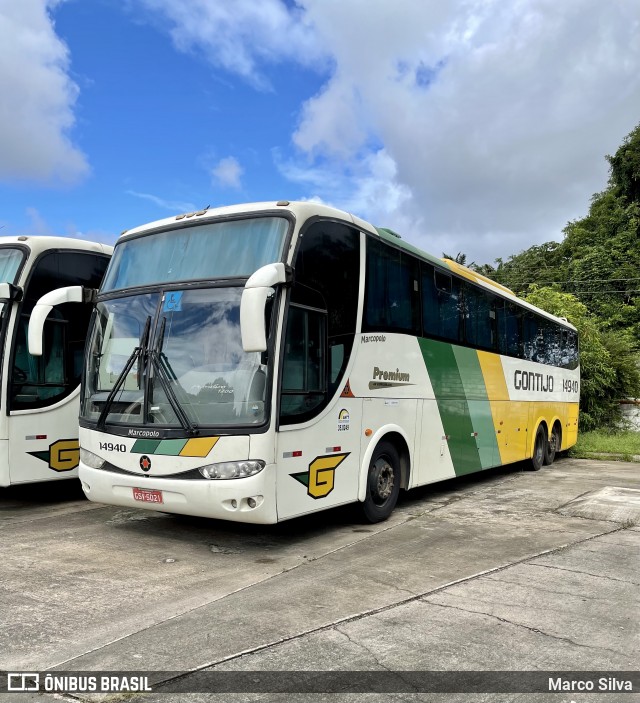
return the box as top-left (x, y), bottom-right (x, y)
top-left (82, 287), bottom-right (268, 429)
top-left (0, 247), bottom-right (25, 285)
top-left (0, 247), bottom-right (26, 321)
top-left (102, 217), bottom-right (289, 291)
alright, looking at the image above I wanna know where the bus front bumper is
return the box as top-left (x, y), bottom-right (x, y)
top-left (79, 463), bottom-right (278, 524)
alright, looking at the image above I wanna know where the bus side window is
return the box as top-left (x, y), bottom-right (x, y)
top-left (523, 313), bottom-right (544, 362)
top-left (280, 305), bottom-right (327, 419)
top-left (464, 283), bottom-right (497, 351)
top-left (12, 314), bottom-right (66, 404)
top-left (364, 238), bottom-right (419, 335)
top-left (280, 220), bottom-right (359, 425)
top-left (422, 267), bottom-right (463, 344)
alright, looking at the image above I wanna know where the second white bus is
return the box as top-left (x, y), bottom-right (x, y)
top-left (0, 236), bottom-right (111, 486)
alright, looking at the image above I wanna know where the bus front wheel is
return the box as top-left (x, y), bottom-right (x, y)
top-left (361, 441), bottom-right (401, 523)
top-left (528, 425), bottom-right (546, 471)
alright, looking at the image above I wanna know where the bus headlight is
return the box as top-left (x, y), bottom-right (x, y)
top-left (199, 460), bottom-right (265, 480)
top-left (80, 448), bottom-right (105, 470)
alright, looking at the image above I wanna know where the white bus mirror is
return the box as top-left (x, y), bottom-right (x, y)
top-left (28, 285), bottom-right (85, 356)
top-left (240, 263), bottom-right (290, 353)
top-left (0, 282), bottom-right (23, 303)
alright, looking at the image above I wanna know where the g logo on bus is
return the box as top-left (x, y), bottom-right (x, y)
top-left (27, 439), bottom-right (80, 472)
top-left (290, 453), bottom-right (350, 499)
top-left (140, 455), bottom-right (152, 472)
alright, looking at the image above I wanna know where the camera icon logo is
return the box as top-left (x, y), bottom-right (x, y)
top-left (7, 673), bottom-right (40, 691)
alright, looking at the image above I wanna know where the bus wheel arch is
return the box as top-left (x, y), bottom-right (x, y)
top-left (383, 431), bottom-right (411, 490)
top-left (544, 420), bottom-right (562, 465)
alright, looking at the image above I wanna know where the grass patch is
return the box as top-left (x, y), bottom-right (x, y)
top-left (570, 429), bottom-right (640, 459)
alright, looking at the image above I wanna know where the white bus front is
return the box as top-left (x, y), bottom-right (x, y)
top-left (77, 214), bottom-right (291, 523)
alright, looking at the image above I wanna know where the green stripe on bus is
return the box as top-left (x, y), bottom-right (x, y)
top-left (156, 439), bottom-right (189, 456)
top-left (418, 338), bottom-right (481, 476)
top-left (130, 439), bottom-right (188, 456)
top-left (131, 439), bottom-right (161, 454)
top-left (452, 346), bottom-right (499, 469)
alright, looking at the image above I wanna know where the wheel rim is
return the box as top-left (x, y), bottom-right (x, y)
top-left (549, 431), bottom-right (557, 454)
top-left (535, 434), bottom-right (545, 463)
top-left (370, 456), bottom-right (395, 505)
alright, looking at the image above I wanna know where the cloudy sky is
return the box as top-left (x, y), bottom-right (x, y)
top-left (0, 0), bottom-right (638, 263)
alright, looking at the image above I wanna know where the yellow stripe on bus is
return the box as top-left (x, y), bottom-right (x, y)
top-left (179, 437), bottom-right (220, 457)
top-left (477, 351), bottom-right (521, 465)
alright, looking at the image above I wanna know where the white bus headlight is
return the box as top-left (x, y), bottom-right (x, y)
top-left (199, 460), bottom-right (265, 480)
top-left (80, 448), bottom-right (105, 470)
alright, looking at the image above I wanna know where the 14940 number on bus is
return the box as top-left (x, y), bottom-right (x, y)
top-left (99, 442), bottom-right (126, 452)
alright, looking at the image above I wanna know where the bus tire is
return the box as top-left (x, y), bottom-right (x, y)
top-left (361, 441), bottom-right (401, 523)
top-left (528, 425), bottom-right (546, 471)
top-left (544, 423), bottom-right (560, 465)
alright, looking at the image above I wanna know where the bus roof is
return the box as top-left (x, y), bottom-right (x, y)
top-left (0, 235), bottom-right (113, 257)
top-left (119, 201), bottom-right (576, 332)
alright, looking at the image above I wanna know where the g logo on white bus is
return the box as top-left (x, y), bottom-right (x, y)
top-left (290, 453), bottom-right (350, 499)
top-left (28, 439), bottom-right (80, 472)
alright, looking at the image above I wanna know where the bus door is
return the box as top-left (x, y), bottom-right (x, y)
top-left (276, 304), bottom-right (361, 520)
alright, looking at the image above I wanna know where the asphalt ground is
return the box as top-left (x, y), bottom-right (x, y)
top-left (0, 456), bottom-right (638, 703)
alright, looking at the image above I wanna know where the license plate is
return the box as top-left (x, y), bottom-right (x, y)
top-left (133, 487), bottom-right (163, 504)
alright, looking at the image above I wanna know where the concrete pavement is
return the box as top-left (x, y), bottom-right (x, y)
top-left (0, 457), bottom-right (638, 701)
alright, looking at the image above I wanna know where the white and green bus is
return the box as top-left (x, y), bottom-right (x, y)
top-left (0, 236), bottom-right (111, 486)
top-left (29, 202), bottom-right (579, 521)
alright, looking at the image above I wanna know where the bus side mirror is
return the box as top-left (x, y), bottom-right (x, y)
top-left (0, 282), bottom-right (23, 303)
top-left (28, 286), bottom-right (96, 356)
top-left (240, 263), bottom-right (290, 353)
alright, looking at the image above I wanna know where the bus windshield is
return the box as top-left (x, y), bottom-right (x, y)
top-left (0, 247), bottom-right (25, 284)
top-left (0, 247), bottom-right (26, 321)
top-left (81, 287), bottom-right (269, 429)
top-left (102, 216), bottom-right (289, 291)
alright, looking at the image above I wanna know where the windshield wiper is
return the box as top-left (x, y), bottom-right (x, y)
top-left (150, 316), bottom-right (199, 436)
top-left (96, 316), bottom-right (151, 430)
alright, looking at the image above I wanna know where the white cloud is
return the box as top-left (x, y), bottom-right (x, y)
top-left (127, 190), bottom-right (196, 212)
top-left (293, 0), bottom-right (640, 261)
top-left (0, 0), bottom-right (88, 184)
top-left (134, 0), bottom-right (325, 89)
top-left (211, 156), bottom-right (243, 189)
top-left (138, 0), bottom-right (640, 262)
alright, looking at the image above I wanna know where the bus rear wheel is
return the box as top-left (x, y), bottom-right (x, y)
top-left (528, 425), bottom-right (546, 471)
top-left (361, 441), bottom-right (401, 523)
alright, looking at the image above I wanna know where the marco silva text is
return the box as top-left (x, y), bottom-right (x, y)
top-left (549, 676), bottom-right (633, 692)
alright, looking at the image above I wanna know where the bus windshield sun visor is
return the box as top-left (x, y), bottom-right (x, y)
top-left (96, 315), bottom-right (151, 430)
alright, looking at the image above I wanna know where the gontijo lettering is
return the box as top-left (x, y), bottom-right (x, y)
top-left (514, 370), bottom-right (554, 392)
